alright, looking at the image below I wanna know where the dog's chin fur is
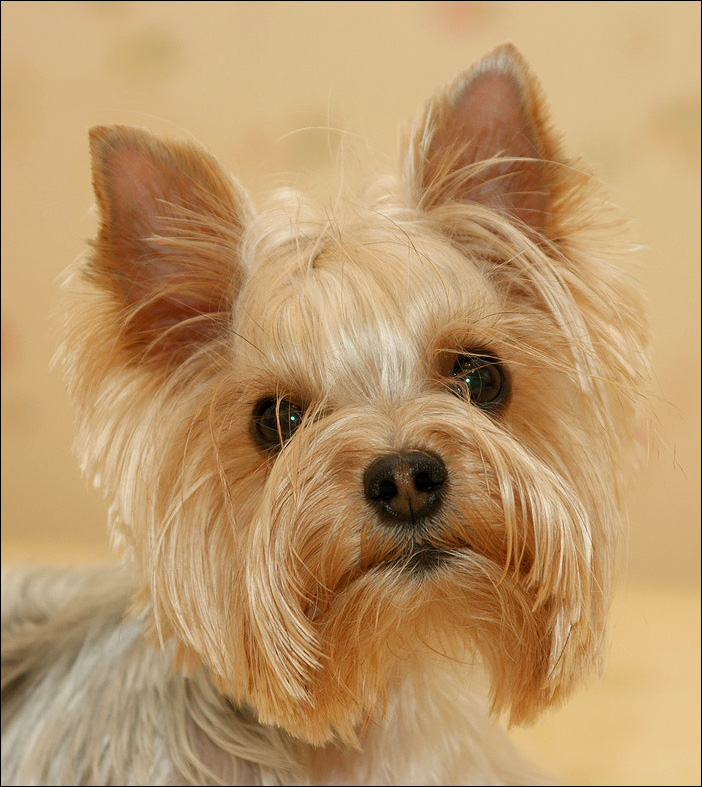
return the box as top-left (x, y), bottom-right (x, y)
top-left (1, 43), bottom-right (648, 785)
top-left (1, 566), bottom-right (549, 786)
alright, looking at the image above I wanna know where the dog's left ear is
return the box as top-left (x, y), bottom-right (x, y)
top-left (405, 43), bottom-right (568, 235)
top-left (87, 126), bottom-right (253, 367)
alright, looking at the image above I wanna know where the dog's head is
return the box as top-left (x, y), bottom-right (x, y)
top-left (60, 44), bottom-right (648, 743)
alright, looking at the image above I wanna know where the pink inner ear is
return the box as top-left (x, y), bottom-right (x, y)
top-left (453, 72), bottom-right (539, 166)
top-left (424, 68), bottom-right (549, 231)
top-left (90, 128), bottom-right (243, 361)
top-left (105, 146), bottom-right (171, 247)
top-left (97, 146), bottom-right (175, 311)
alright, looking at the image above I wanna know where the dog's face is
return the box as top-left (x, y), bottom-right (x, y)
top-left (61, 45), bottom-right (647, 744)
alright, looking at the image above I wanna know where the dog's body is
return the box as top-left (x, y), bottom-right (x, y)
top-left (1, 45), bottom-right (648, 785)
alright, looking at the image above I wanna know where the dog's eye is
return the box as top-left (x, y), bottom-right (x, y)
top-left (450, 353), bottom-right (507, 408)
top-left (254, 398), bottom-right (305, 448)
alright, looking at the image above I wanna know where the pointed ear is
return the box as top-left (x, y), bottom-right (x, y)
top-left (88, 125), bottom-right (253, 365)
top-left (405, 44), bottom-right (566, 234)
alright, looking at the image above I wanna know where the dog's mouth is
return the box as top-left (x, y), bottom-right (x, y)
top-left (357, 518), bottom-right (472, 578)
top-left (373, 541), bottom-right (455, 577)
top-left (400, 544), bottom-right (448, 574)
top-left (344, 510), bottom-right (480, 587)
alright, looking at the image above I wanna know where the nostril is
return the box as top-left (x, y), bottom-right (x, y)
top-left (363, 455), bottom-right (400, 503)
top-left (414, 471), bottom-right (437, 494)
top-left (377, 478), bottom-right (398, 501)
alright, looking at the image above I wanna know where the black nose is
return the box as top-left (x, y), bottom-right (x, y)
top-left (363, 450), bottom-right (447, 526)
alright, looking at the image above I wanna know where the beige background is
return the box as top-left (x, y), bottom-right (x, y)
top-left (1, 2), bottom-right (699, 785)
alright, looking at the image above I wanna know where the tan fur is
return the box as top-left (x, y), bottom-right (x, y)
top-left (1, 44), bottom-right (648, 785)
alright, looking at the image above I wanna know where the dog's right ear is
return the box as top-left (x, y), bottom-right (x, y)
top-left (87, 126), bottom-right (252, 367)
top-left (404, 44), bottom-right (571, 238)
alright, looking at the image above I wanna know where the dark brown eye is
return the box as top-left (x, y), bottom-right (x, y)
top-left (450, 353), bottom-right (507, 409)
top-left (254, 398), bottom-right (305, 448)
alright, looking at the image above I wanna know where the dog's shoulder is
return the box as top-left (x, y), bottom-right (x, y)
top-left (1, 563), bottom-right (136, 710)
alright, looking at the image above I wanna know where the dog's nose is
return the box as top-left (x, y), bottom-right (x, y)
top-left (363, 450), bottom-right (447, 526)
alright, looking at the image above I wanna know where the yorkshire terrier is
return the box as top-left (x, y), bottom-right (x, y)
top-left (1, 44), bottom-right (648, 785)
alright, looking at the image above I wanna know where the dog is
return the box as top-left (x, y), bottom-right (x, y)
top-left (1, 43), bottom-right (648, 785)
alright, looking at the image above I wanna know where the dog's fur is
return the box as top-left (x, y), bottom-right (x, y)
top-left (1, 44), bottom-right (648, 785)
